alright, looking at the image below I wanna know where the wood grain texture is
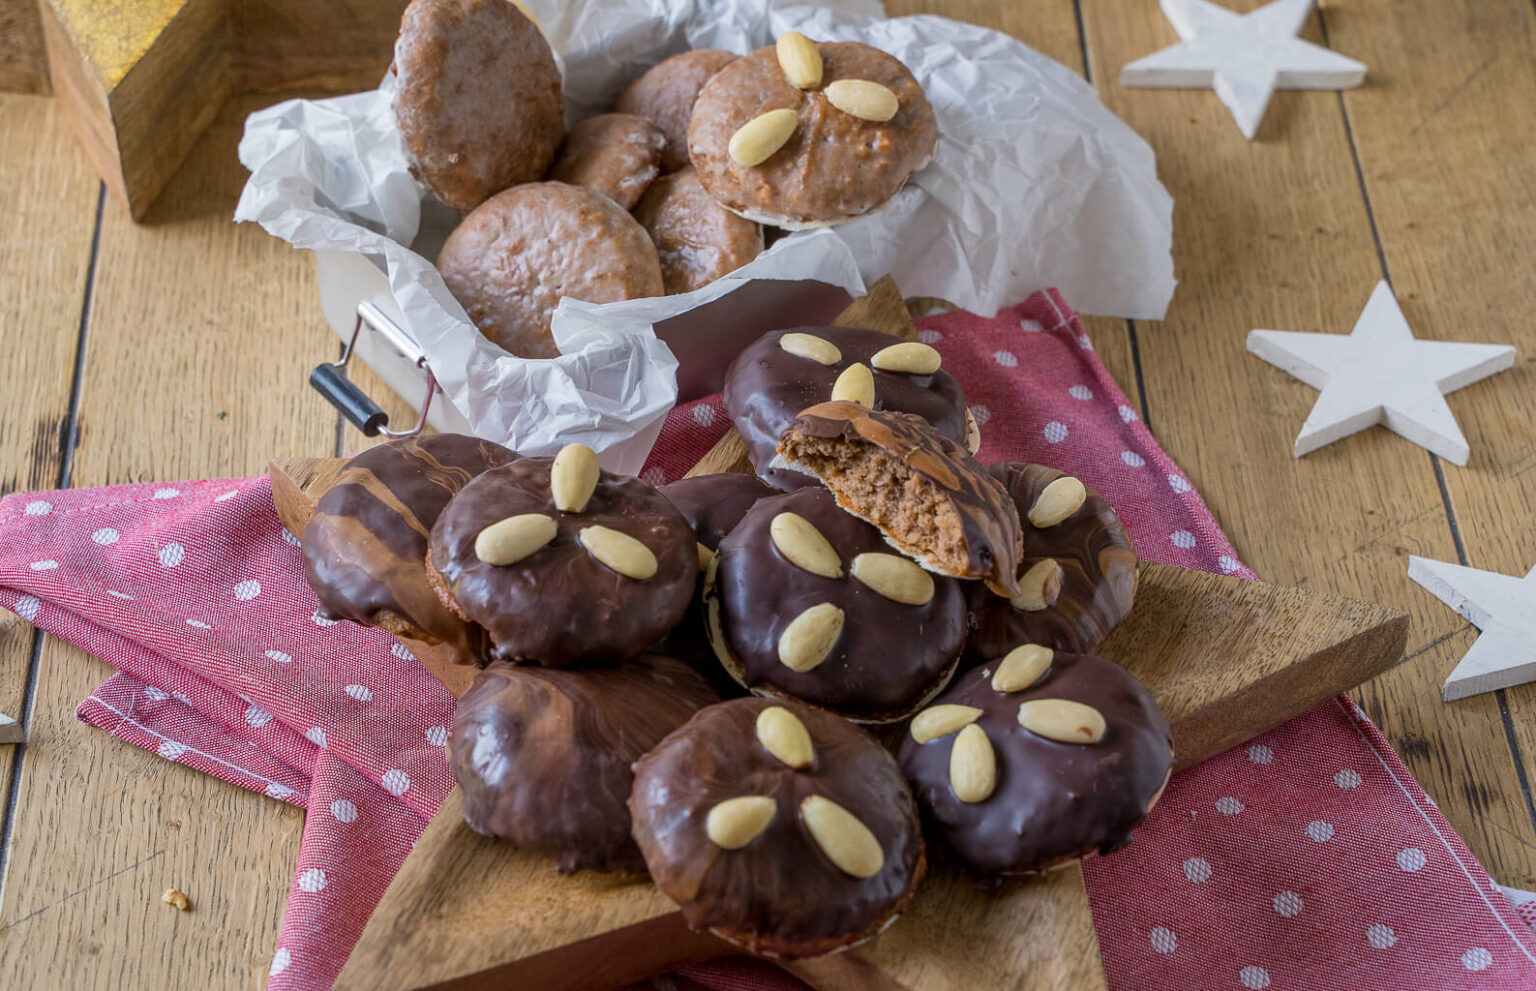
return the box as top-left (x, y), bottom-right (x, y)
top-left (0, 96), bottom-right (333, 989)
top-left (1079, 0), bottom-right (1536, 882)
top-left (0, 91), bottom-right (99, 865)
top-left (0, 0), bottom-right (49, 93)
top-left (1319, 0), bottom-right (1536, 885)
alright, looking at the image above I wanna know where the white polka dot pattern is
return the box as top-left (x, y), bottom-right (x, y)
top-left (269, 948), bottom-right (290, 976)
top-left (330, 800), bottom-right (358, 823)
top-left (1367, 924), bottom-right (1397, 949)
top-left (265, 649), bottom-right (293, 664)
top-left (234, 579), bottom-right (261, 601)
top-left (91, 528), bottom-right (120, 545)
top-left (1043, 421), bottom-right (1068, 443)
top-left (24, 500), bottom-right (51, 516)
top-left (1020, 318), bottom-right (1043, 333)
top-left (1183, 857), bottom-right (1212, 883)
top-left (1240, 965), bottom-right (1271, 989)
top-left (1150, 926), bottom-right (1177, 954)
top-left (969, 405), bottom-right (991, 426)
top-left (29, 560), bottom-right (58, 571)
top-left (994, 350), bottom-right (1018, 367)
top-left (305, 727), bottom-right (327, 748)
top-left (425, 726), bottom-right (449, 747)
top-left (1069, 384), bottom-right (1094, 400)
top-left (1397, 847), bottom-right (1427, 872)
top-left (297, 868), bottom-right (327, 893)
top-left (153, 488), bottom-right (181, 500)
top-left (1121, 451), bottom-right (1146, 467)
top-left (345, 684), bottom-right (372, 702)
top-left (919, 329), bottom-right (943, 343)
top-left (691, 404), bottom-right (716, 427)
top-left (390, 642), bottom-right (416, 661)
top-left (1306, 820), bottom-right (1336, 842)
top-left (1272, 891), bottom-right (1303, 918)
top-left (1216, 796), bottom-right (1244, 815)
top-left (1170, 530), bottom-right (1196, 549)
top-left (14, 596), bottom-right (40, 622)
top-left (1336, 769), bottom-right (1362, 789)
top-left (382, 769), bottom-right (410, 796)
top-left (1462, 947), bottom-right (1492, 971)
top-left (158, 543), bottom-right (185, 567)
top-left (1248, 744), bottom-right (1274, 765)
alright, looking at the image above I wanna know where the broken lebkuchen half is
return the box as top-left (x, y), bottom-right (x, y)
top-left (776, 401), bottom-right (1023, 598)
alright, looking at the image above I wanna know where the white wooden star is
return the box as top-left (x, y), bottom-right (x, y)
top-left (1120, 0), bottom-right (1366, 139)
top-left (1246, 281), bottom-right (1515, 465)
top-left (1409, 556), bottom-right (1536, 702)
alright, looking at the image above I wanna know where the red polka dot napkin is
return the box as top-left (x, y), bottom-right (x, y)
top-left (2, 291), bottom-right (1533, 991)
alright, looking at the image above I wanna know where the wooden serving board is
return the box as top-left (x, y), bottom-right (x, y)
top-left (268, 280), bottom-right (1408, 990)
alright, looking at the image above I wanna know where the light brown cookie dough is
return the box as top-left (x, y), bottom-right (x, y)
top-left (632, 169), bottom-right (764, 294)
top-left (547, 113), bottom-right (668, 210)
top-left (437, 182), bottom-right (665, 358)
top-left (688, 40), bottom-right (937, 228)
top-left (614, 49), bottom-right (738, 173)
top-left (393, 0), bottom-right (566, 213)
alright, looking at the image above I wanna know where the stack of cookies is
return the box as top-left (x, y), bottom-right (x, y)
top-left (391, 0), bottom-right (938, 358)
top-left (299, 321), bottom-right (1172, 959)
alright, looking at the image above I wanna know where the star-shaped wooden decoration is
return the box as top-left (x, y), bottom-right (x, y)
top-left (1246, 281), bottom-right (1515, 465)
top-left (1120, 0), bottom-right (1367, 139)
top-left (1409, 556), bottom-right (1536, 702)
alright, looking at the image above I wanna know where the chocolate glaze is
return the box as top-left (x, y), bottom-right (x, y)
top-left (301, 434), bottom-right (517, 658)
top-left (709, 487), bottom-right (966, 721)
top-left (723, 327), bottom-right (968, 491)
top-left (778, 402), bottom-right (1023, 598)
top-left (967, 463), bottom-right (1139, 659)
top-left (656, 473), bottom-right (775, 695)
top-left (629, 697), bottom-right (924, 957)
top-left (898, 654), bottom-right (1171, 880)
top-left (660, 472), bottom-right (777, 549)
top-left (452, 655), bottom-right (719, 874)
top-left (428, 457), bottom-right (695, 666)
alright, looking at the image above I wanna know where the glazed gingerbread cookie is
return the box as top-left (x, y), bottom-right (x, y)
top-left (547, 113), bottom-right (668, 211)
top-left (629, 697), bottom-right (925, 958)
top-left (688, 36), bottom-right (937, 228)
top-left (451, 654), bottom-right (719, 874)
top-left (967, 463), bottom-right (1138, 658)
top-left (393, 0), bottom-right (565, 212)
top-left (632, 169), bottom-right (764, 294)
top-left (777, 401), bottom-right (1023, 597)
top-left (436, 181), bottom-right (665, 358)
top-left (706, 486), bottom-right (967, 722)
top-left (427, 443), bottom-right (695, 665)
top-left (301, 433), bottom-right (517, 659)
top-left (614, 49), bottom-right (738, 173)
top-left (898, 649), bottom-right (1171, 880)
top-left (724, 327), bottom-right (972, 490)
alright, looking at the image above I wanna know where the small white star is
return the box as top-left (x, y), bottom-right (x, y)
top-left (1121, 0), bottom-right (1366, 139)
top-left (1409, 556), bottom-right (1536, 701)
top-left (1247, 281), bottom-right (1514, 464)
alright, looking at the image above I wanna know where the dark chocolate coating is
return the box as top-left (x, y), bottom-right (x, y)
top-left (629, 697), bottom-right (924, 958)
top-left (723, 327), bottom-right (968, 491)
top-left (660, 472), bottom-right (776, 550)
top-left (452, 655), bottom-right (719, 874)
top-left (898, 654), bottom-right (1171, 880)
top-left (655, 473), bottom-right (775, 696)
top-left (428, 457), bottom-right (696, 666)
top-left (779, 402), bottom-right (1023, 598)
top-left (967, 463), bottom-right (1139, 659)
top-left (710, 487), bottom-right (966, 721)
top-left (301, 434), bottom-right (518, 657)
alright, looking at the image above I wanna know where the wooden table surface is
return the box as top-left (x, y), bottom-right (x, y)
top-left (1, 1), bottom-right (1533, 987)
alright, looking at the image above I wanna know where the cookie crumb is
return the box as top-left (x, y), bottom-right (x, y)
top-left (161, 888), bottom-right (191, 911)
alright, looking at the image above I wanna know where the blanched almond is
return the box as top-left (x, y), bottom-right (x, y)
top-left (871, 341), bottom-right (941, 375)
top-left (578, 525), bottom-right (658, 580)
top-left (778, 602), bottom-right (844, 672)
top-left (992, 644), bottom-right (1053, 693)
top-left (550, 442), bottom-right (600, 513)
top-left (949, 724), bottom-right (996, 803)
top-left (824, 79), bottom-right (899, 122)
top-left (831, 362), bottom-right (875, 407)
top-left (756, 706), bottom-right (814, 769)
top-left (728, 108), bottom-right (798, 166)
top-left (706, 796), bottom-right (777, 849)
top-left (850, 552), bottom-right (934, 605)
top-left (776, 32), bottom-right (823, 89)
top-left (770, 512), bottom-right (842, 578)
top-left (1010, 558), bottom-right (1064, 612)
top-left (475, 514), bottom-right (557, 566)
top-left (909, 703), bottom-right (982, 744)
top-left (1017, 698), bottom-right (1107, 744)
top-left (800, 795), bottom-right (884, 878)
top-left (779, 332), bottom-right (841, 365)
top-left (1028, 476), bottom-right (1087, 528)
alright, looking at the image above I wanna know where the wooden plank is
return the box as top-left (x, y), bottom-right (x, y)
top-left (0, 95), bottom-right (339, 990)
top-left (1079, 0), bottom-right (1536, 887)
top-left (0, 90), bottom-right (99, 870)
top-left (1320, 0), bottom-right (1536, 885)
